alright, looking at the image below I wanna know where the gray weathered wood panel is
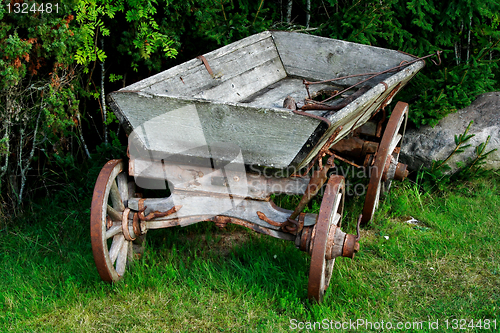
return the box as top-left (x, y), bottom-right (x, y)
top-left (108, 91), bottom-right (321, 169)
top-left (129, 159), bottom-right (311, 199)
top-left (241, 77), bottom-right (340, 109)
top-left (122, 31), bottom-right (286, 103)
top-left (271, 31), bottom-right (416, 86)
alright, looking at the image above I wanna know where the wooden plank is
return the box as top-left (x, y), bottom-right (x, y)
top-left (241, 77), bottom-right (340, 109)
top-left (109, 91), bottom-right (321, 169)
top-left (129, 194), bottom-right (318, 230)
top-left (143, 41), bottom-right (284, 99)
top-left (129, 159), bottom-right (311, 199)
top-left (272, 31), bottom-right (416, 85)
top-left (123, 31), bottom-right (273, 92)
top-left (192, 57), bottom-right (286, 102)
top-left (122, 31), bottom-right (286, 103)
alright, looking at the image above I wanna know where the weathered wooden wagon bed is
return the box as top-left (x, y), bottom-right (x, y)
top-left (92, 31), bottom-right (428, 302)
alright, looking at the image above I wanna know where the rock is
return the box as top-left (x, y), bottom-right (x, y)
top-left (400, 92), bottom-right (500, 172)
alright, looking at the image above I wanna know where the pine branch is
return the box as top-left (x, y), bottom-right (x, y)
top-left (432, 121), bottom-right (474, 171)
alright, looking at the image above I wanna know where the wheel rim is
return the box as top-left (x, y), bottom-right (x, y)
top-left (91, 159), bottom-right (139, 282)
top-left (362, 102), bottom-right (408, 224)
top-left (307, 175), bottom-right (345, 303)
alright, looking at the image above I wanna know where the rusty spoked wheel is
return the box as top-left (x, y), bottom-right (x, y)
top-left (307, 175), bottom-right (345, 303)
top-left (91, 159), bottom-right (145, 282)
top-left (362, 101), bottom-right (408, 224)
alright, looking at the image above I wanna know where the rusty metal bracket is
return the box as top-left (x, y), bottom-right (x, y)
top-left (283, 218), bottom-right (299, 234)
top-left (213, 215), bottom-right (232, 228)
top-left (375, 108), bottom-right (386, 138)
top-left (197, 55), bottom-right (214, 78)
top-left (137, 198), bottom-right (182, 222)
top-left (121, 208), bottom-right (136, 241)
top-left (303, 79), bottom-right (312, 99)
top-left (289, 164), bottom-right (331, 220)
top-left (256, 211), bottom-right (284, 227)
top-left (296, 213), bottom-right (306, 234)
top-left (256, 211), bottom-right (306, 235)
top-left (378, 82), bottom-right (401, 112)
top-left (132, 212), bottom-right (142, 236)
top-left (292, 110), bottom-right (331, 127)
top-left (140, 205), bottom-right (182, 221)
top-left (278, 156), bottom-right (341, 235)
top-left (332, 153), bottom-right (362, 169)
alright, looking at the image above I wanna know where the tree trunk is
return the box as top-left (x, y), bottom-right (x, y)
top-left (77, 112), bottom-right (91, 159)
top-left (306, 0), bottom-right (311, 28)
top-left (286, 0), bottom-right (292, 24)
top-left (18, 111), bottom-right (41, 204)
top-left (466, 16), bottom-right (472, 63)
top-left (101, 38), bottom-right (107, 145)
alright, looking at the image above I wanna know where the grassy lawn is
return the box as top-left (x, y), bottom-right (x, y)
top-left (0, 174), bottom-right (499, 332)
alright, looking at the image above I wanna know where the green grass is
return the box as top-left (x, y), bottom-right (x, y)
top-left (0, 175), bottom-right (499, 332)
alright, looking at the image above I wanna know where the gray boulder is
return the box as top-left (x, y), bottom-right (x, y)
top-left (400, 92), bottom-right (500, 172)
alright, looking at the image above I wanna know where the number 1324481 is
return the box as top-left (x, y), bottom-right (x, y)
top-left (7, 2), bottom-right (59, 14)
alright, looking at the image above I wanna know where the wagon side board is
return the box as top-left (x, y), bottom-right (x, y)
top-left (293, 60), bottom-right (425, 170)
top-left (271, 31), bottom-right (416, 86)
top-left (108, 91), bottom-right (323, 170)
top-left (121, 31), bottom-right (287, 103)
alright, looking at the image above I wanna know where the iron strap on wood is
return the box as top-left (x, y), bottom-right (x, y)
top-left (197, 55), bottom-right (214, 78)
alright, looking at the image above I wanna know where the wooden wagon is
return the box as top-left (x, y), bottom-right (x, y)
top-left (91, 31), bottom-right (429, 302)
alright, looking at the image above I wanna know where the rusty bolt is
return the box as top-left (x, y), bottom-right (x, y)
top-left (394, 162), bottom-right (409, 181)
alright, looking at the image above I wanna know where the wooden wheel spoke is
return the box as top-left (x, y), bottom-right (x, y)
top-left (331, 213), bottom-right (342, 227)
top-left (389, 133), bottom-right (402, 154)
top-left (110, 180), bottom-right (125, 212)
top-left (109, 234), bottom-right (125, 264)
top-left (116, 173), bottom-right (129, 203)
top-left (324, 260), bottom-right (335, 290)
top-left (331, 193), bottom-right (342, 224)
top-left (107, 204), bottom-right (123, 222)
top-left (115, 240), bottom-right (129, 276)
top-left (105, 225), bottom-right (122, 240)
